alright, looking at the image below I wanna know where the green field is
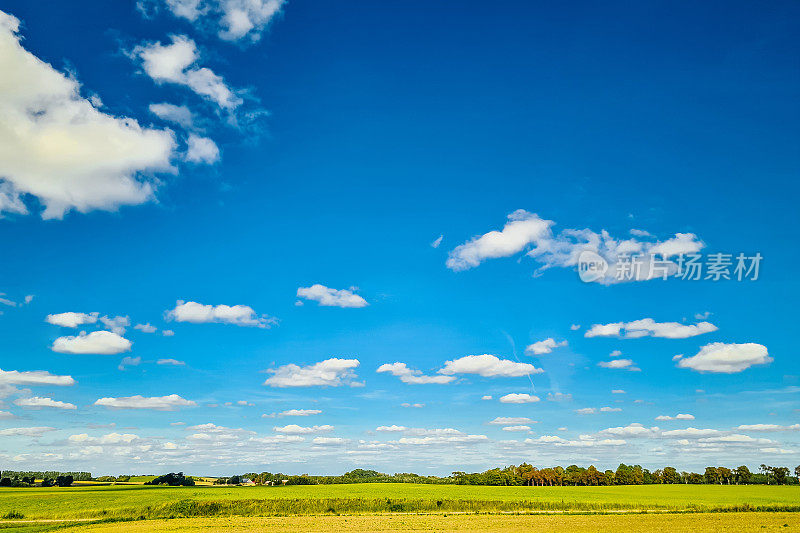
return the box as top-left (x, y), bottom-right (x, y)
top-left (0, 483), bottom-right (797, 522)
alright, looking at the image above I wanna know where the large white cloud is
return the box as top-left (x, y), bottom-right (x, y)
top-left (166, 300), bottom-right (275, 328)
top-left (51, 331), bottom-right (132, 355)
top-left (0, 11), bottom-right (176, 219)
top-left (585, 319), bottom-right (717, 339)
top-left (133, 35), bottom-right (242, 111)
top-left (296, 284), bottom-right (368, 308)
top-left (14, 396), bottom-right (76, 410)
top-left (94, 394), bottom-right (196, 410)
top-left (676, 342), bottom-right (771, 373)
top-left (263, 358), bottom-right (361, 387)
top-left (438, 354), bottom-right (542, 378)
top-left (376, 362), bottom-right (455, 384)
top-left (446, 210), bottom-right (704, 283)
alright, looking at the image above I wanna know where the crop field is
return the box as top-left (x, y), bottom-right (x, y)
top-left (0, 483), bottom-right (796, 531)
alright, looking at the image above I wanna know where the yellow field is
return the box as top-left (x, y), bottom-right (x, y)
top-left (74, 512), bottom-right (800, 532)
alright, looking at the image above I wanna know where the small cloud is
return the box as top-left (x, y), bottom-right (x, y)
top-left (118, 356), bottom-right (142, 371)
top-left (481, 395), bottom-right (493, 401)
top-left (296, 284), bottom-right (368, 308)
top-left (547, 392), bottom-right (572, 402)
top-left (499, 393), bottom-right (540, 404)
top-left (570, 324), bottom-right (581, 331)
top-left (134, 323), bottom-right (158, 333)
top-left (525, 338), bottom-right (567, 356)
top-left (611, 389), bottom-right (625, 394)
top-left (431, 235), bottom-right (443, 248)
top-left (52, 331), bottom-right (132, 355)
top-left (598, 359), bottom-right (640, 371)
top-left (401, 402), bottom-right (424, 408)
top-left (157, 358), bottom-right (185, 366)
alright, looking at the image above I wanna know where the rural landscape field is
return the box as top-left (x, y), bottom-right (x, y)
top-left (1, 0), bottom-right (798, 531)
top-left (0, 483), bottom-right (799, 531)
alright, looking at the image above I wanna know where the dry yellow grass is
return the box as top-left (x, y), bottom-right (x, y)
top-left (76, 512), bottom-right (800, 532)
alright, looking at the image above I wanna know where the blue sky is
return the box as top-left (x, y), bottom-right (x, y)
top-left (0, 0), bottom-right (798, 475)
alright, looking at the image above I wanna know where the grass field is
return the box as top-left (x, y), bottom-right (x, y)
top-left (0, 484), bottom-right (796, 531)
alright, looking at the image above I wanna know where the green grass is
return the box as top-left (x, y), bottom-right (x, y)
top-left (0, 484), bottom-right (796, 521)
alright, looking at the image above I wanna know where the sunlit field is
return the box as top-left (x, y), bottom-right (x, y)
top-left (0, 484), bottom-right (797, 523)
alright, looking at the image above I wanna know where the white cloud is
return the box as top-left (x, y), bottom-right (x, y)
top-left (296, 284), bottom-right (368, 308)
top-left (525, 338), bottom-right (567, 355)
top-left (134, 323), bottom-right (158, 333)
top-left (313, 437), bottom-right (347, 446)
top-left (162, 330), bottom-right (175, 337)
top-left (481, 395), bottom-right (493, 400)
top-left (676, 343), bottom-right (772, 374)
top-left (94, 394), bottom-right (196, 410)
top-left (46, 312), bottom-right (99, 328)
top-left (610, 350), bottom-right (623, 357)
top-left (446, 210), bottom-right (704, 283)
top-left (118, 356), bottom-right (142, 371)
top-left (612, 389), bottom-right (626, 394)
top-left (0, 11), bottom-right (176, 219)
top-left (166, 300), bottom-right (276, 328)
top-left (600, 423), bottom-right (658, 437)
top-left (600, 406), bottom-right (622, 412)
top-left (185, 134), bottom-right (219, 164)
top-left (401, 402), bottom-right (424, 408)
top-left (273, 424), bottom-right (333, 435)
top-left (736, 424), bottom-right (800, 432)
top-left (570, 324), bottom-right (581, 331)
top-left (447, 210), bottom-right (553, 271)
top-left (431, 235), bottom-right (443, 248)
top-left (278, 409), bottom-right (322, 417)
top-left (597, 359), bottom-right (640, 371)
top-left (149, 102), bottom-right (195, 129)
top-left (439, 354), bottom-right (543, 378)
top-left (13, 396), bottom-right (76, 410)
top-left (376, 425), bottom-right (407, 433)
top-left (157, 358), bottom-right (185, 366)
top-left (585, 319), bottom-right (717, 339)
top-left (0, 369), bottom-right (75, 387)
top-left (264, 358), bottom-right (361, 388)
top-left (502, 425), bottom-right (531, 432)
top-left (51, 331), bottom-right (132, 355)
top-left (0, 427), bottom-right (55, 437)
top-left (156, 0), bottom-right (285, 43)
top-left (133, 35), bottom-right (242, 110)
top-left (499, 393), bottom-right (539, 404)
top-left (376, 362), bottom-right (455, 385)
top-left (489, 417), bottom-right (533, 425)
top-left (656, 414), bottom-right (695, 421)
top-left (575, 408), bottom-right (597, 415)
top-left (99, 315), bottom-right (130, 335)
top-left (546, 392), bottom-right (572, 402)
top-left (661, 427), bottom-right (722, 438)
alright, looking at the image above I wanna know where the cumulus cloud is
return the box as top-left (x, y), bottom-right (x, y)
top-left (376, 425), bottom-right (407, 432)
top-left (525, 338), bottom-right (567, 355)
top-left (446, 210), bottom-right (704, 283)
top-left (502, 425), bottom-right (531, 432)
top-left (656, 414), bottom-right (695, 421)
top-left (0, 369), bottom-right (75, 387)
top-left (46, 312), bottom-right (99, 328)
top-left (279, 409), bottom-right (322, 417)
top-left (94, 394), bottom-right (196, 410)
top-left (273, 424), bottom-right (333, 435)
top-left (166, 300), bottom-right (276, 328)
top-left (0, 427), bottom-right (55, 437)
top-left (296, 284), bottom-right (368, 308)
top-left (13, 396), bottom-right (76, 410)
top-left (585, 319), bottom-right (717, 339)
top-left (51, 331), bottom-right (132, 355)
top-left (0, 11), bottom-right (176, 219)
top-left (439, 354), bottom-right (542, 378)
top-left (661, 427), bottom-right (722, 438)
top-left (599, 423), bottom-right (659, 438)
top-left (264, 358), bottom-right (361, 388)
top-left (499, 393), bottom-right (540, 404)
top-left (133, 35), bottom-right (242, 111)
top-left (446, 210), bottom-right (553, 271)
top-left (153, 0), bottom-right (285, 43)
top-left (676, 342), bottom-right (772, 373)
top-left (185, 134), bottom-right (219, 164)
top-left (597, 359), bottom-right (640, 371)
top-left (134, 323), bottom-right (158, 333)
top-left (99, 315), bottom-right (130, 335)
top-left (376, 362), bottom-right (455, 385)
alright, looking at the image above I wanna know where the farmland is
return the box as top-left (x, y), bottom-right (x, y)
top-left (0, 483), bottom-right (797, 531)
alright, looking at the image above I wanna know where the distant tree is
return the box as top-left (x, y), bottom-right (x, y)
top-left (40, 478), bottom-right (54, 487)
top-left (717, 467), bottom-right (733, 485)
top-left (662, 467), bottom-right (680, 484)
top-left (734, 466), bottom-right (751, 485)
top-left (145, 472), bottom-right (194, 486)
top-left (704, 467), bottom-right (720, 485)
top-left (54, 475), bottom-right (73, 487)
top-left (772, 467), bottom-right (790, 485)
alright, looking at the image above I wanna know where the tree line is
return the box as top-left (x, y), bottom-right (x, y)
top-left (0, 471), bottom-right (89, 487)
